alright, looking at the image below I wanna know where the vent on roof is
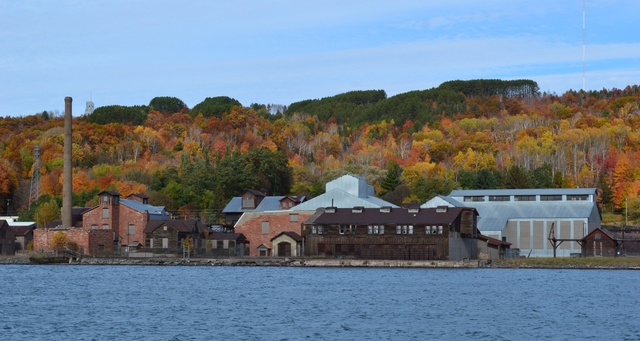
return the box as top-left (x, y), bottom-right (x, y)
top-left (380, 206), bottom-right (391, 213)
top-left (408, 207), bottom-right (419, 213)
top-left (325, 207), bottom-right (336, 213)
top-left (352, 206), bottom-right (364, 213)
top-left (436, 206), bottom-right (448, 213)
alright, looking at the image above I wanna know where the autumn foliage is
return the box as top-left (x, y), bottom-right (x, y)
top-left (3, 83), bottom-right (640, 221)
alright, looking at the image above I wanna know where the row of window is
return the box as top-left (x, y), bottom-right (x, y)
top-left (464, 194), bottom-right (590, 202)
top-left (310, 225), bottom-right (444, 235)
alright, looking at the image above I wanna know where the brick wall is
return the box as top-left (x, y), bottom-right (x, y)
top-left (34, 228), bottom-right (115, 255)
top-left (81, 199), bottom-right (149, 250)
top-left (234, 211), bottom-right (313, 256)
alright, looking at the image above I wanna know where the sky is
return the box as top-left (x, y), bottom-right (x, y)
top-left (1, 0), bottom-right (639, 117)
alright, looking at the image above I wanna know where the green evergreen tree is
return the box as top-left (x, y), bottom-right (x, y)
top-left (380, 160), bottom-right (403, 196)
top-left (503, 165), bottom-right (530, 189)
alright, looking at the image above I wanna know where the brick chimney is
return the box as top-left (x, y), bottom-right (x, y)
top-left (61, 97), bottom-right (73, 228)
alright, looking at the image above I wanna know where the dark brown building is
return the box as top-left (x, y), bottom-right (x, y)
top-left (144, 220), bottom-right (209, 255)
top-left (582, 226), bottom-right (640, 257)
top-left (0, 220), bottom-right (16, 255)
top-left (302, 206), bottom-right (479, 260)
top-left (9, 224), bottom-right (35, 252)
top-left (206, 232), bottom-right (248, 257)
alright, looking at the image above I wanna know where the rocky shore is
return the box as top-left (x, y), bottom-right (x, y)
top-left (1, 255), bottom-right (639, 269)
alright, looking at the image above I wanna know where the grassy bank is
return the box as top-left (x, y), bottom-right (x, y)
top-left (498, 257), bottom-right (640, 268)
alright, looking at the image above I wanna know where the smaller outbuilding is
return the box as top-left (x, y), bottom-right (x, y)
top-left (9, 223), bottom-right (35, 252)
top-left (477, 234), bottom-right (512, 260)
top-left (206, 232), bottom-right (248, 257)
top-left (0, 220), bottom-right (16, 255)
top-left (271, 231), bottom-right (302, 257)
top-left (144, 220), bottom-right (209, 256)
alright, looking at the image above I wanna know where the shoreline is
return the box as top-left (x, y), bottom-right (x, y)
top-left (1, 255), bottom-right (640, 269)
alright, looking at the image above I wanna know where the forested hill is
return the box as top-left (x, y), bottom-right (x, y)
top-left (2, 80), bottom-right (640, 225)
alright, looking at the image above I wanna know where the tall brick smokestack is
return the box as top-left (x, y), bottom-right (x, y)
top-left (62, 97), bottom-right (73, 228)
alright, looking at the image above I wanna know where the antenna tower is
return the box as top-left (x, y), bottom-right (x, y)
top-left (28, 146), bottom-right (41, 208)
top-left (582, 0), bottom-right (586, 91)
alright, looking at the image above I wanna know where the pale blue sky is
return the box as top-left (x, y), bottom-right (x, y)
top-left (1, 0), bottom-right (639, 117)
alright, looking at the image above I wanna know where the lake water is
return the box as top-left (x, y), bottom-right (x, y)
top-left (0, 265), bottom-right (638, 340)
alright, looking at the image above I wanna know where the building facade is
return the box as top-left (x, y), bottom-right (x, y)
top-left (424, 188), bottom-right (601, 257)
top-left (302, 206), bottom-right (479, 260)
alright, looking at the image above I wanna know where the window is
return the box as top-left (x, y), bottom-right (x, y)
top-left (463, 196), bottom-right (485, 202)
top-left (402, 225), bottom-right (407, 234)
top-left (426, 226), bottom-right (431, 235)
top-left (217, 240), bottom-right (224, 249)
top-left (368, 225), bottom-right (373, 234)
top-left (350, 225), bottom-right (356, 234)
top-left (223, 240), bottom-right (229, 249)
top-left (163, 226), bottom-right (167, 231)
top-left (432, 226), bottom-right (437, 234)
top-left (438, 226), bottom-right (443, 234)
top-left (380, 225), bottom-right (384, 234)
top-left (102, 195), bottom-right (109, 204)
top-left (408, 225), bottom-right (413, 234)
top-left (339, 225), bottom-right (345, 234)
top-left (259, 250), bottom-right (267, 257)
top-left (149, 238), bottom-right (154, 248)
top-left (102, 208), bottom-right (109, 219)
top-left (290, 214), bottom-right (298, 222)
top-left (540, 195), bottom-right (562, 201)
top-left (436, 206), bottom-right (448, 213)
top-left (373, 225), bottom-right (379, 234)
top-left (397, 226), bottom-right (402, 234)
top-left (128, 224), bottom-right (135, 236)
top-left (567, 195), bottom-right (589, 201)
top-left (162, 238), bottom-right (168, 248)
top-left (312, 225), bottom-right (317, 234)
top-left (514, 195), bottom-right (536, 201)
top-left (98, 244), bottom-right (105, 251)
top-left (102, 224), bottom-right (109, 230)
top-left (261, 221), bottom-right (269, 234)
top-left (91, 225), bottom-right (98, 230)
top-left (324, 226), bottom-right (328, 234)
top-left (489, 195), bottom-right (510, 201)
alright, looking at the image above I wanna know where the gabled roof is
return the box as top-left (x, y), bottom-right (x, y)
top-left (98, 190), bottom-right (120, 196)
top-left (222, 196), bottom-right (287, 213)
top-left (120, 199), bottom-right (169, 219)
top-left (466, 201), bottom-right (597, 232)
top-left (421, 195), bottom-right (465, 208)
top-left (291, 188), bottom-right (398, 211)
top-left (144, 220), bottom-right (208, 233)
top-left (307, 207), bottom-right (475, 226)
top-left (477, 234), bottom-right (511, 247)
top-left (10, 225), bottom-right (35, 236)
top-left (271, 231), bottom-right (302, 242)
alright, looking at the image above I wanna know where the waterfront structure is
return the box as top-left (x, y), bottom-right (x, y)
top-left (271, 231), bottom-right (302, 257)
top-left (582, 226), bottom-right (640, 257)
top-left (8, 223), bottom-right (35, 252)
top-left (143, 219), bottom-right (208, 256)
top-left (291, 174), bottom-right (399, 211)
top-left (302, 206), bottom-right (479, 260)
top-left (230, 174), bottom-right (397, 256)
top-left (477, 234), bottom-right (512, 260)
top-left (222, 190), bottom-right (305, 225)
top-left (0, 220), bottom-right (16, 255)
top-left (206, 232), bottom-right (248, 257)
top-left (423, 188), bottom-right (601, 257)
top-left (34, 191), bottom-right (170, 255)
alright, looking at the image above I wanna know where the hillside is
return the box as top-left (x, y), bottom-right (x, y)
top-left (2, 80), bottom-right (640, 224)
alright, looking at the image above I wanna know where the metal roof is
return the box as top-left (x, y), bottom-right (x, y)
top-left (449, 188), bottom-right (597, 197)
top-left (421, 195), bottom-right (465, 208)
top-left (308, 207), bottom-right (474, 226)
top-left (463, 201), bottom-right (598, 231)
top-left (222, 196), bottom-right (287, 213)
top-left (291, 188), bottom-right (398, 211)
top-left (120, 199), bottom-right (170, 220)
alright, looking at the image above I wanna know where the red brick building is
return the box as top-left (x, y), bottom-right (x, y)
top-left (234, 211), bottom-right (314, 256)
top-left (34, 191), bottom-right (170, 255)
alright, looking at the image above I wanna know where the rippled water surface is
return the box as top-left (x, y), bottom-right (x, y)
top-left (1, 265), bottom-right (639, 340)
